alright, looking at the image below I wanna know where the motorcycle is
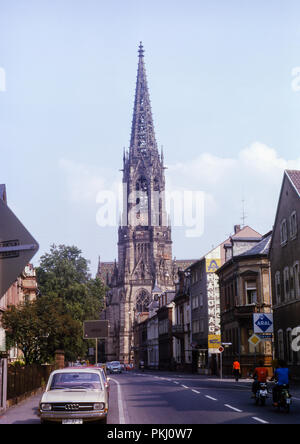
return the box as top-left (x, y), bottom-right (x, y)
top-left (254, 382), bottom-right (268, 406)
top-left (275, 384), bottom-right (292, 413)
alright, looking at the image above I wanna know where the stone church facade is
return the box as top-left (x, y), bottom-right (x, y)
top-left (99, 44), bottom-right (193, 362)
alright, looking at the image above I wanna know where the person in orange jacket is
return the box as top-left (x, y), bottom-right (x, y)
top-left (233, 360), bottom-right (241, 381)
top-left (252, 360), bottom-right (269, 397)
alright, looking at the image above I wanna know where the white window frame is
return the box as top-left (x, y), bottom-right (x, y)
top-left (277, 330), bottom-right (285, 360)
top-left (192, 295), bottom-right (199, 310)
top-left (290, 267), bottom-right (295, 300)
top-left (293, 261), bottom-right (300, 299)
top-left (245, 280), bottom-right (257, 305)
top-left (275, 271), bottom-right (281, 305)
top-left (284, 267), bottom-right (290, 302)
top-left (280, 219), bottom-right (288, 246)
top-left (290, 211), bottom-right (298, 240)
top-left (192, 320), bottom-right (200, 334)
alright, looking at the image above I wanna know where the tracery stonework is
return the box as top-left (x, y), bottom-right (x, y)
top-left (100, 43), bottom-right (176, 362)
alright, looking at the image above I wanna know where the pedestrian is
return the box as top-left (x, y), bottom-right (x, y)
top-left (233, 360), bottom-right (241, 381)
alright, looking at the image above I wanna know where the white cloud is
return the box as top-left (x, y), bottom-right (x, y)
top-left (166, 142), bottom-right (300, 236)
top-left (59, 143), bottom-right (300, 245)
top-left (59, 158), bottom-right (121, 204)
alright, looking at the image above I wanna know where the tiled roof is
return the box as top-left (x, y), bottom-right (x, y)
top-left (239, 232), bottom-right (272, 257)
top-left (286, 170), bottom-right (300, 196)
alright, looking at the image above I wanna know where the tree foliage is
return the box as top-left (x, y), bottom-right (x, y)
top-left (3, 245), bottom-right (106, 364)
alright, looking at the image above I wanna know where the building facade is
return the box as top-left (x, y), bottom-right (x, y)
top-left (188, 225), bottom-right (262, 374)
top-left (269, 170), bottom-right (300, 378)
top-left (217, 232), bottom-right (273, 377)
top-left (172, 271), bottom-right (192, 372)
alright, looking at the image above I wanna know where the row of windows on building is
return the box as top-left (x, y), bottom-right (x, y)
top-left (274, 262), bottom-right (300, 305)
top-left (280, 211), bottom-right (298, 245)
top-left (224, 279), bottom-right (258, 308)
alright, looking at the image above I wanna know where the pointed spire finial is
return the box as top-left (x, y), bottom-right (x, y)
top-left (138, 41), bottom-right (144, 58)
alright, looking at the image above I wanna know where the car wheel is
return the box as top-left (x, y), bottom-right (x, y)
top-left (98, 417), bottom-right (107, 424)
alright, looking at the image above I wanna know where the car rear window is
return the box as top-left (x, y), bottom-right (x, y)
top-left (50, 372), bottom-right (103, 390)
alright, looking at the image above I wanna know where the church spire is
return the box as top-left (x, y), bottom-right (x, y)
top-left (129, 42), bottom-right (158, 158)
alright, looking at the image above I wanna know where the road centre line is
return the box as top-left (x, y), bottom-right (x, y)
top-left (181, 385), bottom-right (188, 389)
top-left (224, 404), bottom-right (243, 413)
top-left (252, 417), bottom-right (269, 424)
top-left (205, 395), bottom-right (217, 401)
top-left (192, 389), bottom-right (201, 394)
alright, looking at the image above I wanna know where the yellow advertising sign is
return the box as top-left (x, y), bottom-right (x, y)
top-left (208, 335), bottom-right (221, 349)
top-left (206, 258), bottom-right (221, 273)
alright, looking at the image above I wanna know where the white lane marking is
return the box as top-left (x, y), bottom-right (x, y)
top-left (192, 389), bottom-right (201, 394)
top-left (225, 404), bottom-right (243, 413)
top-left (110, 378), bottom-right (126, 424)
top-left (205, 395), bottom-right (217, 401)
top-left (252, 417), bottom-right (269, 424)
top-left (173, 381), bottom-right (179, 384)
top-left (181, 384), bottom-right (188, 389)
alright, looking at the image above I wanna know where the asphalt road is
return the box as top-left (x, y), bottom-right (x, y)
top-left (1, 370), bottom-right (300, 424)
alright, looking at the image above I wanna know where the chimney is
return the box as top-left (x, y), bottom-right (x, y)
top-left (0, 184), bottom-right (7, 203)
top-left (234, 224), bottom-right (241, 234)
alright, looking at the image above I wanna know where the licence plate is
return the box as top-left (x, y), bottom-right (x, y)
top-left (62, 419), bottom-right (83, 424)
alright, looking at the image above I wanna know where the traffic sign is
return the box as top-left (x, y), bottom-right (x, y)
top-left (218, 346), bottom-right (224, 353)
top-left (83, 320), bottom-right (109, 339)
top-left (0, 197), bottom-right (39, 297)
top-left (248, 334), bottom-right (261, 347)
top-left (208, 334), bottom-right (222, 354)
top-left (253, 313), bottom-right (273, 334)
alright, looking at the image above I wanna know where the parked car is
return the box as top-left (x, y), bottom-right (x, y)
top-left (94, 365), bottom-right (110, 397)
top-left (109, 361), bottom-right (122, 374)
top-left (106, 362), bottom-right (112, 373)
top-left (39, 368), bottom-right (109, 424)
top-left (95, 363), bottom-right (108, 377)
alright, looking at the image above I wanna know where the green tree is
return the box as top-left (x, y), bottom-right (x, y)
top-left (2, 298), bottom-right (81, 364)
top-left (35, 244), bottom-right (106, 361)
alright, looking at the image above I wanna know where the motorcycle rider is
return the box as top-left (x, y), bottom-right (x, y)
top-left (272, 360), bottom-right (290, 406)
top-left (252, 360), bottom-right (268, 398)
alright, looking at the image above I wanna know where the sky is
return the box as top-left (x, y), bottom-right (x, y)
top-left (1, 0), bottom-right (300, 276)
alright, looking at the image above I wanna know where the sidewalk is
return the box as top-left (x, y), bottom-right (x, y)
top-left (0, 392), bottom-right (41, 424)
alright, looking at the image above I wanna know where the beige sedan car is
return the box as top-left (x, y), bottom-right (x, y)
top-left (39, 367), bottom-right (109, 424)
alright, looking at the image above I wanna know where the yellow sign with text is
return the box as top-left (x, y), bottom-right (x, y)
top-left (206, 259), bottom-right (221, 273)
top-left (208, 335), bottom-right (222, 349)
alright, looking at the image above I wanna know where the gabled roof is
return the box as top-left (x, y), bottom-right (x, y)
top-left (268, 169), bottom-right (300, 256)
top-left (286, 170), bottom-right (300, 197)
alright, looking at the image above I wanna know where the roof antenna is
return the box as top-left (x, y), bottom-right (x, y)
top-left (241, 198), bottom-right (247, 227)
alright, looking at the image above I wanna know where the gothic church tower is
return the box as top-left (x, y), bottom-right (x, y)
top-left (103, 43), bottom-right (174, 362)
